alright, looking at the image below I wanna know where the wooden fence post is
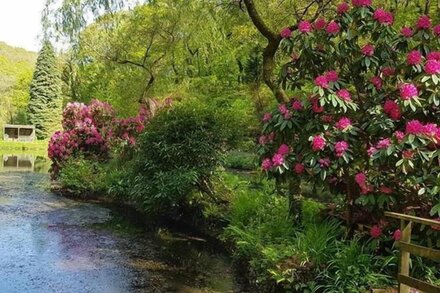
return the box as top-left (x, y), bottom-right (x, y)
top-left (399, 220), bottom-right (412, 293)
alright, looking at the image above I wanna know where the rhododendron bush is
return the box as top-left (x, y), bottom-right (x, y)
top-left (48, 99), bottom-right (170, 175)
top-left (259, 1), bottom-right (440, 228)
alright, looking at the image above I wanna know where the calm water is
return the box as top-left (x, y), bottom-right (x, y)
top-left (0, 153), bottom-right (237, 292)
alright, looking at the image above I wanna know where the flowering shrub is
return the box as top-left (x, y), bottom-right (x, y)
top-left (48, 99), bottom-right (170, 176)
top-left (260, 2), bottom-right (440, 229)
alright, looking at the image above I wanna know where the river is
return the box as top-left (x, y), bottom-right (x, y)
top-left (0, 154), bottom-right (237, 292)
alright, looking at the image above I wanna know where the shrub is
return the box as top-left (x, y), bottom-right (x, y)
top-left (58, 156), bottom-right (107, 195)
top-left (128, 99), bottom-right (232, 214)
top-left (224, 150), bottom-right (257, 171)
top-left (258, 2), bottom-right (440, 231)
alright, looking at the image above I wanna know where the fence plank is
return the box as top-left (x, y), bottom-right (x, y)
top-left (398, 274), bottom-right (440, 293)
top-left (385, 212), bottom-right (440, 227)
top-left (397, 241), bottom-right (440, 262)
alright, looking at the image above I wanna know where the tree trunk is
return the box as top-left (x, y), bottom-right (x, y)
top-left (288, 178), bottom-right (302, 226)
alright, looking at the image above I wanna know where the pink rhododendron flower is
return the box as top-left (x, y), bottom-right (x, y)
top-left (370, 76), bottom-right (383, 90)
top-left (280, 27), bottom-right (292, 38)
top-left (380, 186), bottom-right (393, 194)
top-left (416, 15), bottom-right (431, 30)
top-left (424, 59), bottom-right (440, 75)
top-left (326, 21), bottom-right (340, 35)
top-left (392, 229), bottom-right (401, 241)
top-left (427, 51), bottom-right (440, 61)
top-left (262, 158), bottom-right (273, 171)
top-left (325, 70), bottom-right (339, 82)
top-left (407, 50), bottom-right (422, 65)
top-left (376, 138), bottom-right (392, 149)
top-left (400, 27), bottom-right (414, 38)
top-left (394, 131), bottom-right (405, 142)
top-left (337, 89), bottom-right (351, 101)
top-left (406, 120), bottom-right (424, 135)
top-left (314, 75), bottom-right (329, 88)
top-left (373, 9), bottom-right (394, 25)
top-left (278, 104), bottom-right (288, 114)
top-left (312, 135), bottom-right (326, 151)
top-left (367, 146), bottom-right (377, 156)
top-left (434, 24), bottom-right (440, 37)
top-left (423, 123), bottom-right (438, 137)
top-left (262, 113), bottom-right (272, 122)
top-left (361, 44), bottom-right (375, 56)
top-left (381, 67), bottom-right (395, 77)
top-left (370, 225), bottom-right (382, 238)
top-left (294, 163), bottom-right (305, 174)
top-left (335, 117), bottom-right (352, 130)
top-left (355, 172), bottom-right (372, 194)
top-left (272, 154), bottom-right (284, 167)
top-left (337, 2), bottom-right (350, 14)
top-left (292, 100), bottom-right (303, 110)
top-left (258, 135), bottom-right (267, 145)
top-left (383, 100), bottom-right (401, 120)
top-left (319, 158), bottom-right (331, 168)
top-left (352, 0), bottom-right (371, 7)
top-left (298, 20), bottom-right (313, 33)
top-left (335, 141), bottom-right (349, 157)
top-left (314, 18), bottom-right (327, 30)
top-left (399, 83), bottom-right (418, 100)
top-left (277, 144), bottom-right (290, 156)
top-left (311, 98), bottom-right (324, 113)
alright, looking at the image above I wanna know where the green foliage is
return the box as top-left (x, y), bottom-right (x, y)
top-left (28, 40), bottom-right (62, 139)
top-left (224, 151), bottom-right (256, 171)
top-left (128, 99), bottom-right (232, 213)
top-left (58, 156), bottom-right (107, 194)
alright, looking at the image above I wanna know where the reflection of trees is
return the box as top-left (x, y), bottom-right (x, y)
top-left (34, 156), bottom-right (51, 174)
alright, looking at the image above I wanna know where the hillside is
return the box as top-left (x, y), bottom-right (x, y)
top-left (0, 41), bottom-right (37, 128)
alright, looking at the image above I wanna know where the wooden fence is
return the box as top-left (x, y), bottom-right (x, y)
top-left (384, 212), bottom-right (440, 293)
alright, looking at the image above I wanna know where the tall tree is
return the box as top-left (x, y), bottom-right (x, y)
top-left (28, 40), bottom-right (63, 139)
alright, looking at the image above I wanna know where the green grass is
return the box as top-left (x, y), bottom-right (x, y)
top-left (0, 140), bottom-right (48, 157)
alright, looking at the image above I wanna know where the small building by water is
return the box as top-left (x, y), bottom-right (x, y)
top-left (3, 124), bottom-right (36, 142)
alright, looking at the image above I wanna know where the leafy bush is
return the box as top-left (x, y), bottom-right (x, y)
top-left (58, 156), bottom-right (107, 195)
top-left (128, 99), bottom-right (232, 214)
top-left (224, 150), bottom-right (257, 170)
top-left (258, 2), bottom-right (440, 232)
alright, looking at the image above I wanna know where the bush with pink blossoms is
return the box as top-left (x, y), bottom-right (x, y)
top-left (49, 98), bottom-right (170, 177)
top-left (259, 2), bottom-right (440, 229)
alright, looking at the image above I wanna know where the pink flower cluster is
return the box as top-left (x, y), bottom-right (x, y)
top-left (314, 18), bottom-right (327, 30)
top-left (376, 138), bottom-right (392, 149)
top-left (373, 9), bottom-right (394, 26)
top-left (262, 144), bottom-right (291, 170)
top-left (361, 44), bottom-right (375, 56)
top-left (326, 21), bottom-right (340, 35)
top-left (416, 15), bottom-right (431, 30)
top-left (400, 27), bottom-right (414, 38)
top-left (383, 100), bottom-right (401, 120)
top-left (335, 117), bottom-right (352, 130)
top-left (335, 141), bottom-right (349, 157)
top-left (337, 89), bottom-right (351, 101)
top-left (370, 76), bottom-right (382, 90)
top-left (407, 50), bottom-right (422, 65)
top-left (355, 172), bottom-right (372, 194)
top-left (370, 225), bottom-right (382, 238)
top-left (280, 27), bottom-right (292, 38)
top-left (337, 2), bottom-right (350, 14)
top-left (405, 120), bottom-right (440, 142)
top-left (399, 83), bottom-right (418, 100)
top-left (259, 132), bottom-right (275, 145)
top-left (312, 135), bottom-right (326, 151)
top-left (299, 21), bottom-right (313, 33)
top-left (352, 0), bottom-right (371, 7)
top-left (278, 103), bottom-right (292, 119)
top-left (425, 59), bottom-right (440, 75)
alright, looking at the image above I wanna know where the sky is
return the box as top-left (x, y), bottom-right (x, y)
top-left (0, 0), bottom-right (46, 52)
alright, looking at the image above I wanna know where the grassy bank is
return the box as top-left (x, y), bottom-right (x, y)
top-left (0, 140), bottom-right (48, 157)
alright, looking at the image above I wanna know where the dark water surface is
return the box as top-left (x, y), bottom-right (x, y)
top-left (0, 166), bottom-right (236, 292)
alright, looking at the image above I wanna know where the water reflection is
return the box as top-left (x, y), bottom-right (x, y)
top-left (0, 154), bottom-right (50, 173)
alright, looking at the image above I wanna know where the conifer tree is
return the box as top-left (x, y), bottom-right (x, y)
top-left (27, 40), bottom-right (62, 139)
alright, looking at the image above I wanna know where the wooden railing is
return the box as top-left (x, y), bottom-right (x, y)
top-left (385, 212), bottom-right (440, 293)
